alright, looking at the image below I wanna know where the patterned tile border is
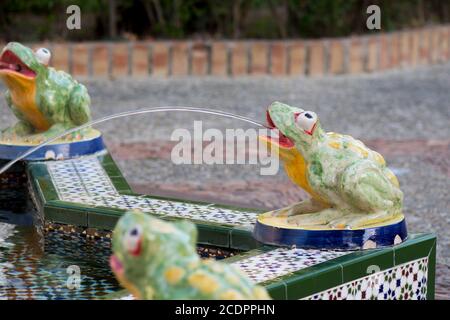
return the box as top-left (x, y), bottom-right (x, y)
top-left (233, 247), bottom-right (347, 284)
top-left (26, 153), bottom-right (436, 300)
top-left (115, 255), bottom-right (429, 300)
top-left (47, 157), bottom-right (118, 199)
top-left (45, 156), bottom-right (258, 227)
top-left (305, 257), bottom-right (428, 300)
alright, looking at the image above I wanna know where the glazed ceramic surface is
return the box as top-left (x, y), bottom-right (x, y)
top-left (0, 42), bottom-right (91, 144)
top-left (110, 211), bottom-right (270, 300)
top-left (0, 130), bottom-right (105, 160)
top-left (261, 101), bottom-right (404, 230)
top-left (27, 152), bottom-right (436, 300)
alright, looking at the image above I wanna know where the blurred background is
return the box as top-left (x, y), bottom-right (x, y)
top-left (0, 0), bottom-right (449, 299)
top-left (1, 0), bottom-right (450, 41)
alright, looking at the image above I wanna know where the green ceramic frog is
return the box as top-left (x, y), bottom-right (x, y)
top-left (110, 211), bottom-right (271, 300)
top-left (0, 42), bottom-right (91, 141)
top-left (262, 101), bottom-right (404, 229)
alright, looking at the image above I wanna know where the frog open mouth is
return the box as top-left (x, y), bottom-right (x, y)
top-left (110, 254), bottom-right (124, 277)
top-left (263, 110), bottom-right (295, 148)
top-left (0, 50), bottom-right (36, 78)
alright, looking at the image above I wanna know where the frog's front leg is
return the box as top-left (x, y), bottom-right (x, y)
top-left (262, 198), bottom-right (329, 218)
top-left (287, 208), bottom-right (344, 226)
top-left (41, 123), bottom-right (74, 140)
top-left (23, 123), bottom-right (73, 144)
top-left (327, 211), bottom-right (392, 229)
top-left (1, 120), bottom-right (35, 139)
top-left (1, 92), bottom-right (35, 139)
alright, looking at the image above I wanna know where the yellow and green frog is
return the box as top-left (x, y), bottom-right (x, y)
top-left (0, 42), bottom-right (91, 142)
top-left (110, 211), bottom-right (271, 300)
top-left (261, 101), bottom-right (404, 229)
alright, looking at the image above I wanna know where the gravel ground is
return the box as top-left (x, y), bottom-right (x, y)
top-left (1, 63), bottom-right (449, 298)
top-left (1, 64), bottom-right (449, 140)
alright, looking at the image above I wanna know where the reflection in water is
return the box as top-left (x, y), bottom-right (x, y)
top-left (0, 161), bottom-right (238, 299)
top-left (0, 223), bottom-right (119, 300)
top-left (0, 162), bottom-right (119, 300)
top-left (0, 162), bottom-right (35, 226)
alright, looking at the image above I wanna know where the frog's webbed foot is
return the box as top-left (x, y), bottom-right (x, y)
top-left (287, 208), bottom-right (343, 226)
top-left (327, 211), bottom-right (400, 229)
top-left (262, 198), bottom-right (328, 218)
top-left (40, 123), bottom-right (88, 142)
top-left (1, 121), bottom-right (34, 140)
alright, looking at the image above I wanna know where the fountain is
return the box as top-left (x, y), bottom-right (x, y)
top-left (0, 43), bottom-right (436, 300)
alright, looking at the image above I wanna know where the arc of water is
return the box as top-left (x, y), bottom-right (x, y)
top-left (0, 106), bottom-right (264, 175)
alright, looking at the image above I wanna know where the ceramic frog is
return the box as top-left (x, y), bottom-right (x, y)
top-left (0, 42), bottom-right (91, 141)
top-left (262, 101), bottom-right (403, 229)
top-left (110, 211), bottom-right (271, 300)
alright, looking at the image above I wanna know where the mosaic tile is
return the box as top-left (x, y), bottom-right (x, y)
top-left (232, 248), bottom-right (348, 284)
top-left (46, 156), bottom-right (259, 227)
top-left (0, 224), bottom-right (119, 300)
top-left (305, 257), bottom-right (428, 300)
top-left (47, 157), bottom-right (118, 200)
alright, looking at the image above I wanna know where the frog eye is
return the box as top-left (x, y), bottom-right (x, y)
top-left (295, 111), bottom-right (317, 135)
top-left (35, 48), bottom-right (51, 66)
top-left (124, 225), bottom-right (143, 256)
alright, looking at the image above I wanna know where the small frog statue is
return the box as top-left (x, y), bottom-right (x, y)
top-left (0, 42), bottom-right (91, 142)
top-left (110, 210), bottom-right (271, 300)
top-left (261, 101), bottom-right (404, 229)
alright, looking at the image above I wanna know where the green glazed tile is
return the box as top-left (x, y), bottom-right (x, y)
top-left (27, 163), bottom-right (59, 202)
top-left (98, 154), bottom-right (126, 176)
top-left (196, 224), bottom-right (230, 248)
top-left (264, 280), bottom-right (288, 300)
top-left (27, 177), bottom-right (45, 208)
top-left (281, 261), bottom-right (343, 299)
top-left (426, 239), bottom-right (436, 300)
top-left (36, 178), bottom-right (59, 202)
top-left (50, 200), bottom-right (95, 210)
top-left (394, 233), bottom-right (436, 266)
top-left (110, 177), bottom-right (133, 193)
top-left (85, 205), bottom-right (128, 215)
top-left (44, 204), bottom-right (88, 226)
top-left (331, 247), bottom-right (394, 283)
top-left (88, 211), bottom-right (121, 230)
top-left (102, 163), bottom-right (126, 178)
top-left (26, 162), bottom-right (49, 177)
top-left (28, 180), bottom-right (44, 205)
top-left (117, 190), bottom-right (138, 196)
top-left (230, 227), bottom-right (263, 251)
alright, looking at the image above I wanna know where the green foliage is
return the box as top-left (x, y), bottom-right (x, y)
top-left (0, 0), bottom-right (449, 41)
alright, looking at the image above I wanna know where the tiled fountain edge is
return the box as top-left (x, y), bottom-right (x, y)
top-left (26, 153), bottom-right (436, 300)
top-left (27, 154), bottom-right (264, 250)
top-left (106, 234), bottom-right (436, 300)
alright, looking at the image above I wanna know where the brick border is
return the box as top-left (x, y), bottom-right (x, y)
top-left (6, 25), bottom-right (450, 78)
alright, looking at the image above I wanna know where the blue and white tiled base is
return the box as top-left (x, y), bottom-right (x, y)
top-left (0, 132), bottom-right (105, 161)
top-left (305, 257), bottom-right (428, 300)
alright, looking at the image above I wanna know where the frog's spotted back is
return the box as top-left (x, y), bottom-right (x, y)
top-left (110, 211), bottom-right (271, 300)
top-left (261, 102), bottom-right (404, 230)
